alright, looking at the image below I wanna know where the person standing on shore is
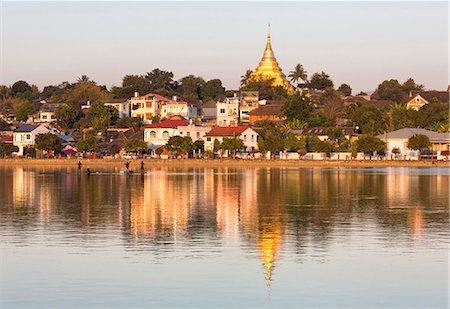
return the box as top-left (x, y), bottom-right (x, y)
top-left (77, 161), bottom-right (82, 173)
top-left (140, 161), bottom-right (145, 174)
top-left (125, 161), bottom-right (130, 172)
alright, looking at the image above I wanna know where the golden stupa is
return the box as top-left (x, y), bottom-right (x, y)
top-left (251, 25), bottom-right (294, 93)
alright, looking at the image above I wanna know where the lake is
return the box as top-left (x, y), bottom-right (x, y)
top-left (0, 166), bottom-right (448, 308)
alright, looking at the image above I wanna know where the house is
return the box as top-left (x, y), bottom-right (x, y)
top-left (406, 90), bottom-right (449, 110)
top-left (216, 96), bottom-right (239, 126)
top-left (288, 127), bottom-right (358, 142)
top-left (160, 96), bottom-right (198, 119)
top-left (177, 123), bottom-right (212, 143)
top-left (248, 104), bottom-right (284, 125)
top-left (204, 126), bottom-right (258, 153)
top-left (201, 100), bottom-right (217, 121)
top-left (143, 119), bottom-right (189, 146)
top-left (130, 92), bottom-right (170, 123)
top-left (38, 103), bottom-right (60, 123)
top-left (239, 91), bottom-right (260, 123)
top-left (100, 98), bottom-right (130, 118)
top-left (376, 128), bottom-right (450, 153)
top-left (13, 124), bottom-right (50, 155)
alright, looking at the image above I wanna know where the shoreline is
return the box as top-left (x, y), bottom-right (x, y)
top-left (0, 158), bottom-right (448, 168)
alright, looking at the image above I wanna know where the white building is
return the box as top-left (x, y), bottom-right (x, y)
top-left (100, 99), bottom-right (130, 118)
top-left (160, 96), bottom-right (198, 119)
top-left (143, 119), bottom-right (189, 146)
top-left (376, 128), bottom-right (450, 154)
top-left (204, 126), bottom-right (259, 153)
top-left (178, 123), bottom-right (212, 142)
top-left (13, 124), bottom-right (50, 155)
top-left (216, 96), bottom-right (239, 126)
top-left (38, 103), bottom-right (60, 123)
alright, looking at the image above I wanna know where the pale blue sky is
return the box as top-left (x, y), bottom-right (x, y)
top-left (1, 1), bottom-right (448, 93)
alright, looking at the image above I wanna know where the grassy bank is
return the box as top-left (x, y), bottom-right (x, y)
top-left (0, 158), bottom-right (448, 169)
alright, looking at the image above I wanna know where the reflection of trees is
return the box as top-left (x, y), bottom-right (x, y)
top-left (0, 166), bottom-right (448, 265)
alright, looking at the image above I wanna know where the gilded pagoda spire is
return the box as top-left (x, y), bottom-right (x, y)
top-left (251, 24), bottom-right (294, 93)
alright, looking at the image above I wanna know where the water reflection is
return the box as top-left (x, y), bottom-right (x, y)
top-left (0, 166), bottom-right (449, 294)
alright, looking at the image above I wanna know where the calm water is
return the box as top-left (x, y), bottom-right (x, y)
top-left (0, 166), bottom-right (448, 308)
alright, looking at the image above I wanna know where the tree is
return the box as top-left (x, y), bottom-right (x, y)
top-left (241, 75), bottom-right (279, 100)
top-left (55, 104), bottom-right (78, 130)
top-left (124, 139), bottom-right (148, 153)
top-left (344, 104), bottom-right (386, 135)
top-left (240, 70), bottom-right (253, 87)
top-left (77, 133), bottom-right (100, 153)
top-left (202, 79), bottom-right (226, 101)
top-left (308, 72), bottom-right (334, 90)
top-left (116, 117), bottom-right (142, 129)
top-left (178, 75), bottom-right (206, 103)
top-left (0, 85), bottom-right (11, 100)
top-left (306, 136), bottom-right (335, 156)
top-left (146, 68), bottom-right (176, 95)
top-left (337, 83), bottom-right (352, 96)
top-left (407, 134), bottom-right (430, 151)
top-left (416, 102), bottom-right (448, 131)
top-left (0, 142), bottom-right (18, 156)
top-left (112, 75), bottom-right (152, 99)
top-left (221, 137), bottom-right (244, 158)
top-left (35, 133), bottom-right (62, 155)
top-left (319, 88), bottom-right (343, 122)
top-left (377, 79), bottom-right (407, 103)
top-left (402, 78), bottom-right (424, 93)
top-left (165, 136), bottom-right (195, 157)
top-left (67, 81), bottom-right (108, 108)
top-left (87, 102), bottom-right (117, 137)
top-left (356, 135), bottom-right (386, 154)
top-left (14, 101), bottom-right (35, 122)
top-left (77, 75), bottom-right (92, 83)
top-left (284, 134), bottom-right (306, 152)
top-left (356, 91), bottom-right (368, 96)
top-left (11, 81), bottom-right (32, 96)
top-left (281, 92), bottom-right (313, 122)
top-left (0, 119), bottom-right (11, 131)
top-left (288, 64), bottom-right (308, 87)
top-left (387, 104), bottom-right (417, 131)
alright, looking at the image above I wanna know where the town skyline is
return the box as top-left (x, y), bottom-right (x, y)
top-left (1, 1), bottom-right (448, 93)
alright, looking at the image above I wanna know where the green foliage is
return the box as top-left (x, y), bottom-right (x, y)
top-left (377, 79), bottom-right (407, 103)
top-left (240, 70), bottom-right (254, 87)
top-left (337, 83), bottom-right (352, 96)
top-left (288, 64), bottom-right (308, 86)
top-left (221, 137), bottom-right (244, 157)
top-left (35, 133), bottom-right (63, 154)
top-left (356, 91), bottom-right (368, 96)
top-left (241, 75), bottom-right (276, 100)
top-left (344, 104), bottom-right (386, 135)
top-left (55, 104), bottom-right (78, 130)
top-left (24, 146), bottom-right (36, 157)
top-left (14, 101), bottom-right (35, 122)
top-left (213, 139), bottom-right (222, 152)
top-left (146, 68), bottom-right (176, 96)
top-left (306, 136), bottom-right (335, 155)
top-left (416, 102), bottom-right (448, 130)
top-left (178, 75), bottom-right (205, 103)
top-left (320, 88), bottom-right (343, 122)
top-left (112, 75), bottom-right (152, 99)
top-left (351, 142), bottom-right (358, 158)
top-left (407, 134), bottom-right (431, 151)
top-left (402, 78), bottom-right (424, 93)
top-left (391, 147), bottom-right (401, 155)
top-left (124, 139), bottom-right (148, 153)
top-left (165, 136), bottom-right (195, 156)
top-left (0, 142), bottom-right (19, 156)
top-left (281, 92), bottom-right (313, 122)
top-left (257, 133), bottom-right (284, 154)
top-left (116, 117), bottom-right (142, 129)
top-left (387, 104), bottom-right (418, 131)
top-left (87, 102), bottom-right (117, 136)
top-left (11, 81), bottom-right (32, 96)
top-left (308, 71), bottom-right (334, 90)
top-left (67, 81), bottom-right (108, 108)
top-left (284, 134), bottom-right (306, 152)
top-left (0, 119), bottom-right (11, 131)
top-left (356, 135), bottom-right (386, 154)
top-left (77, 133), bottom-right (100, 153)
top-left (202, 79), bottom-right (226, 101)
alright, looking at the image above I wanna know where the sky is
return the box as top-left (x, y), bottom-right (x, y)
top-left (1, 1), bottom-right (448, 93)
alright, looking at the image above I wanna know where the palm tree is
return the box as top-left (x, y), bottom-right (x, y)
top-left (240, 70), bottom-right (253, 87)
top-left (288, 64), bottom-right (308, 87)
top-left (76, 75), bottom-right (92, 83)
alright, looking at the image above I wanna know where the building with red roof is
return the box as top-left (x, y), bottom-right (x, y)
top-left (204, 125), bottom-right (259, 153)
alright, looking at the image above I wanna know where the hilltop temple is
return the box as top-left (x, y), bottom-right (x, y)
top-left (250, 25), bottom-right (294, 93)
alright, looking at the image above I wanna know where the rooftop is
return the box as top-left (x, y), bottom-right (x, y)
top-left (143, 119), bottom-right (189, 129)
top-left (376, 128), bottom-right (450, 142)
top-left (14, 124), bottom-right (42, 133)
top-left (205, 126), bottom-right (250, 137)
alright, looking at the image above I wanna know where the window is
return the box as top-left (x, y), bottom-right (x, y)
top-left (206, 137), bottom-right (211, 142)
top-left (146, 102), bottom-right (152, 108)
top-left (149, 131), bottom-right (156, 139)
top-left (196, 132), bottom-right (200, 138)
top-left (243, 134), bottom-right (247, 141)
top-left (416, 98), bottom-right (420, 102)
top-left (180, 132), bottom-right (183, 135)
top-left (26, 134), bottom-right (31, 140)
top-left (251, 135), bottom-right (254, 142)
top-left (42, 115), bottom-right (47, 120)
top-left (163, 131), bottom-right (169, 140)
top-left (220, 108), bottom-right (225, 114)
